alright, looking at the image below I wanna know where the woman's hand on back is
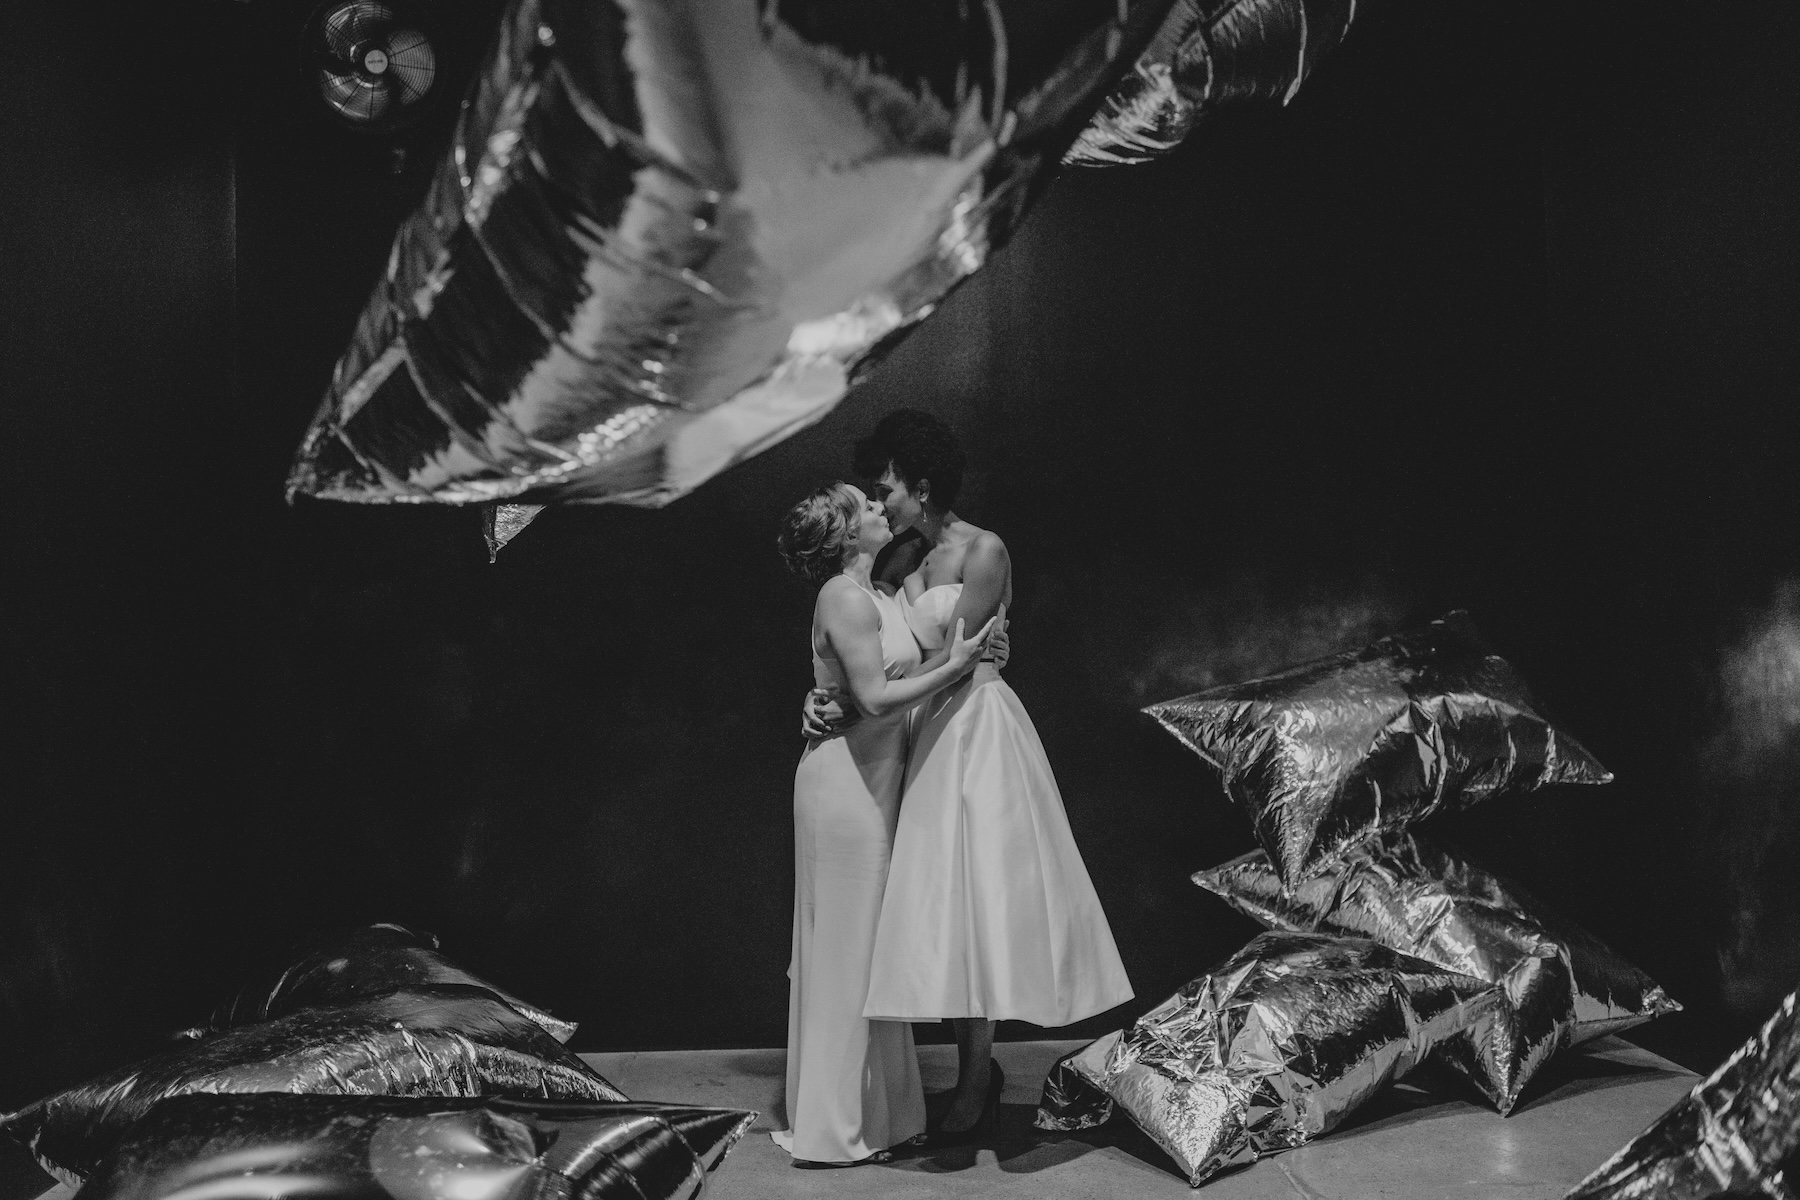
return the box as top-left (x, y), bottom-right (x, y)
top-left (801, 687), bottom-right (857, 739)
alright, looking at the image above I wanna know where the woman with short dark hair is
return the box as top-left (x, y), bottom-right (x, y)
top-left (770, 481), bottom-right (993, 1167)
top-left (837, 410), bottom-right (1133, 1143)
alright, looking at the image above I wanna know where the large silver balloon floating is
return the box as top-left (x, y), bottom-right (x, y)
top-left (0, 987), bottom-right (625, 1184)
top-left (1067, 0), bottom-right (1362, 167)
top-left (210, 922), bottom-right (577, 1043)
top-left (1144, 610), bottom-right (1614, 888)
top-left (1566, 987), bottom-right (1800, 1199)
top-left (80, 1094), bottom-right (754, 1200)
top-left (1033, 930), bottom-right (1501, 1187)
top-left (1195, 832), bottom-right (1681, 1115)
top-left (285, 0), bottom-right (1179, 518)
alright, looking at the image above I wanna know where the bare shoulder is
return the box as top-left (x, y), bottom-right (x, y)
top-left (968, 527), bottom-right (1007, 555)
top-left (963, 527), bottom-right (1010, 569)
top-left (817, 577), bottom-right (879, 625)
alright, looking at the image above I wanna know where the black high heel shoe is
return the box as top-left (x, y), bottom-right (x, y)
top-left (790, 1148), bottom-right (895, 1169)
top-left (923, 1059), bottom-right (1004, 1148)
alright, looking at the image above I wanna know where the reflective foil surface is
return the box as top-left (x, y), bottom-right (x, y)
top-left (1033, 931), bottom-right (1501, 1186)
top-left (1143, 610), bottom-right (1613, 887)
top-left (0, 987), bottom-right (625, 1184)
top-left (287, 0), bottom-right (1174, 510)
top-left (211, 923), bottom-right (578, 1043)
top-left (79, 1094), bottom-right (755, 1200)
top-left (1194, 833), bottom-right (1681, 1114)
top-left (482, 504), bottom-right (545, 560)
top-left (1066, 0), bottom-right (1361, 167)
top-left (1567, 988), bottom-right (1800, 1200)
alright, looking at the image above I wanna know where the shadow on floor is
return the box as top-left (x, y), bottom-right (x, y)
top-left (1507, 1046), bottom-right (1691, 1116)
top-left (721, 1050), bottom-right (786, 1079)
top-left (885, 1102), bottom-right (1181, 1180)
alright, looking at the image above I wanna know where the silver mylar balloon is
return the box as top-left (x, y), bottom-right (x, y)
top-left (1566, 988), bottom-right (1800, 1200)
top-left (0, 987), bottom-right (626, 1184)
top-left (1144, 610), bottom-right (1614, 888)
top-left (1067, 0), bottom-right (1361, 167)
top-left (78, 1094), bottom-right (755, 1200)
top-left (1194, 833), bottom-right (1681, 1115)
top-left (1033, 931), bottom-right (1501, 1187)
top-left (287, 0), bottom-right (1176, 512)
top-left (209, 922), bottom-right (577, 1043)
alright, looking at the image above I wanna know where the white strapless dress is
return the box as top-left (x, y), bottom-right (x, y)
top-left (863, 584), bottom-right (1133, 1026)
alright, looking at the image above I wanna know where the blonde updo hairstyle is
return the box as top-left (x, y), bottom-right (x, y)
top-left (778, 481), bottom-right (864, 586)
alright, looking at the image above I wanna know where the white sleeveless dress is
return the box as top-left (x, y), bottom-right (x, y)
top-left (863, 584), bottom-right (1133, 1026)
top-left (772, 584), bottom-right (926, 1162)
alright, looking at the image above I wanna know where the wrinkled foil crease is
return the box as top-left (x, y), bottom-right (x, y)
top-left (79, 1094), bottom-right (756, 1200)
top-left (210, 922), bottom-right (578, 1044)
top-left (1033, 931), bottom-right (1501, 1186)
top-left (1066, 0), bottom-right (1360, 167)
top-left (287, 0), bottom-right (1178, 514)
top-left (0, 987), bottom-right (626, 1184)
top-left (1143, 610), bottom-right (1614, 888)
top-left (1567, 988), bottom-right (1800, 1200)
top-left (1194, 833), bottom-right (1681, 1115)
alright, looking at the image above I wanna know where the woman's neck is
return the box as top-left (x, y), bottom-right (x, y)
top-left (917, 507), bottom-right (959, 547)
top-left (839, 552), bottom-right (876, 590)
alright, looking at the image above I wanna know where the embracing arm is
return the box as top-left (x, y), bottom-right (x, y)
top-left (820, 582), bottom-right (990, 719)
top-left (799, 608), bottom-right (1004, 733)
top-left (905, 602), bottom-right (1009, 679)
top-left (900, 535), bottom-right (1014, 681)
top-left (948, 532), bottom-right (1011, 654)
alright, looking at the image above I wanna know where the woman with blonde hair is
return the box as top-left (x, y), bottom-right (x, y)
top-left (771, 481), bottom-right (993, 1168)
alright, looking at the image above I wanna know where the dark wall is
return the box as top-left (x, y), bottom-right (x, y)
top-left (1, 0), bottom-right (240, 1114)
top-left (4, 0), bottom-right (1798, 1130)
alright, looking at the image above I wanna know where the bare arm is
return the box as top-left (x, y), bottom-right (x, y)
top-left (819, 581), bottom-right (990, 719)
top-left (948, 532), bottom-right (1010, 649)
top-left (804, 570), bottom-right (1013, 736)
top-left (802, 611), bottom-right (1005, 736)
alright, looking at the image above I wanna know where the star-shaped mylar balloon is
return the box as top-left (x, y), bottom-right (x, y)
top-left (285, 0), bottom-right (1368, 554)
top-left (287, 0), bottom-right (1177, 513)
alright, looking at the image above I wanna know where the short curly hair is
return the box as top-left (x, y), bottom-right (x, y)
top-left (852, 408), bottom-right (966, 510)
top-left (777, 481), bottom-right (863, 586)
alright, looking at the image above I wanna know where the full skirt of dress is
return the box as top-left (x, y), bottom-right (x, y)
top-left (863, 664), bottom-right (1133, 1026)
top-left (773, 721), bottom-right (926, 1162)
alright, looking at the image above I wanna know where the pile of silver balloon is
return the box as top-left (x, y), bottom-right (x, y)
top-left (1143, 610), bottom-right (1615, 888)
top-left (282, 0), bottom-right (1362, 555)
top-left (1195, 833), bottom-right (1681, 1114)
top-left (0, 924), bottom-right (758, 1200)
top-left (1565, 987), bottom-right (1800, 1200)
top-left (1045, 613), bottom-right (1680, 1186)
top-left (79, 1094), bottom-right (752, 1200)
top-left (1035, 931), bottom-right (1504, 1186)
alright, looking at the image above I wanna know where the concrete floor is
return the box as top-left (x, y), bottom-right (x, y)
top-left (589, 1036), bottom-right (1697, 1199)
top-left (22, 1036), bottom-right (1694, 1200)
